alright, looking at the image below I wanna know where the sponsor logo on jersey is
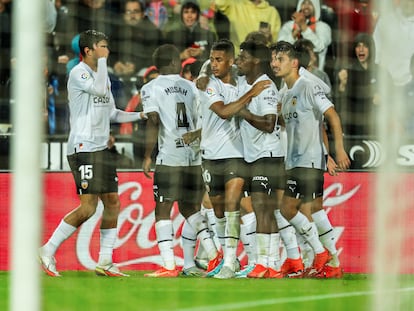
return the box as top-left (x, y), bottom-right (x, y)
top-left (80, 72), bottom-right (89, 80)
top-left (283, 111), bottom-right (298, 121)
top-left (93, 96), bottom-right (110, 104)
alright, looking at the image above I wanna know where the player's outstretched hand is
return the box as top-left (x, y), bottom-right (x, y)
top-left (142, 157), bottom-right (152, 179)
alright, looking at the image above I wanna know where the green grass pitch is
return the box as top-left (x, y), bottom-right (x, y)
top-left (2, 272), bottom-right (414, 311)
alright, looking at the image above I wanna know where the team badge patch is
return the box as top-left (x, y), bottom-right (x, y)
top-left (206, 87), bottom-right (215, 96)
top-left (81, 179), bottom-right (89, 190)
top-left (292, 96), bottom-right (297, 106)
top-left (80, 72), bottom-right (89, 80)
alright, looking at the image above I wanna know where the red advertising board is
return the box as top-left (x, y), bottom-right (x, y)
top-left (0, 171), bottom-right (413, 273)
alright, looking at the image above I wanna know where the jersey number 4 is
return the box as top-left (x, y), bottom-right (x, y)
top-left (176, 102), bottom-right (190, 128)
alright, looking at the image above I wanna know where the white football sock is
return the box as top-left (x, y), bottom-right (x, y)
top-left (312, 210), bottom-right (340, 266)
top-left (155, 219), bottom-right (175, 270)
top-left (98, 228), bottom-right (117, 266)
top-left (256, 233), bottom-right (269, 267)
top-left (274, 209), bottom-right (300, 259)
top-left (204, 206), bottom-right (221, 250)
top-left (181, 220), bottom-right (197, 269)
top-left (41, 220), bottom-right (77, 257)
top-left (215, 216), bottom-right (226, 250)
top-left (187, 211), bottom-right (217, 260)
top-left (269, 233), bottom-right (281, 270)
top-left (223, 211), bottom-right (240, 269)
top-left (290, 212), bottom-right (325, 254)
top-left (240, 212), bottom-right (257, 265)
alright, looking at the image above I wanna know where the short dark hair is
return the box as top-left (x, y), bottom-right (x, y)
top-left (270, 41), bottom-right (295, 56)
top-left (353, 32), bottom-right (375, 62)
top-left (79, 30), bottom-right (108, 57)
top-left (293, 40), bottom-right (312, 68)
top-left (240, 40), bottom-right (270, 62)
top-left (181, 1), bottom-right (200, 20)
top-left (270, 41), bottom-right (308, 66)
top-left (244, 31), bottom-right (268, 46)
top-left (152, 44), bottom-right (180, 69)
top-left (211, 39), bottom-right (235, 58)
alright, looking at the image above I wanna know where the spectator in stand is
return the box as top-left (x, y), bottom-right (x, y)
top-left (294, 38), bottom-right (332, 98)
top-left (269, 0), bottom-right (297, 24)
top-left (165, 1), bottom-right (217, 62)
top-left (334, 32), bottom-right (378, 137)
top-left (53, 0), bottom-right (118, 79)
top-left (145, 0), bottom-right (169, 30)
top-left (45, 0), bottom-right (57, 33)
top-left (215, 0), bottom-right (282, 53)
top-left (165, 0), bottom-right (218, 32)
top-left (181, 57), bottom-right (203, 81)
top-left (110, 0), bottom-right (164, 97)
top-left (56, 0), bottom-right (127, 113)
top-left (69, 0), bottom-right (116, 36)
top-left (373, 0), bottom-right (414, 88)
top-left (277, 0), bottom-right (332, 71)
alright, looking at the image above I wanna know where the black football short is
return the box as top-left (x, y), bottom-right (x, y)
top-left (67, 149), bottom-right (118, 195)
top-left (153, 164), bottom-right (204, 204)
top-left (284, 167), bottom-right (324, 202)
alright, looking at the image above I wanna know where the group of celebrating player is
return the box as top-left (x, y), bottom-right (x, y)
top-left (39, 29), bottom-right (350, 279)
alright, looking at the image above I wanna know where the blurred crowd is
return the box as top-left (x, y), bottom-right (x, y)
top-left (1, 0), bottom-right (414, 165)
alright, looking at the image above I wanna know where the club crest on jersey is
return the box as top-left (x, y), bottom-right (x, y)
top-left (80, 72), bottom-right (89, 80)
top-left (291, 96), bottom-right (297, 106)
top-left (81, 179), bottom-right (89, 190)
top-left (206, 87), bottom-right (215, 96)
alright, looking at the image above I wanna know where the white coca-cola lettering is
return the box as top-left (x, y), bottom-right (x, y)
top-left (76, 180), bottom-right (361, 270)
top-left (323, 182), bottom-right (361, 208)
top-left (76, 181), bottom-right (185, 269)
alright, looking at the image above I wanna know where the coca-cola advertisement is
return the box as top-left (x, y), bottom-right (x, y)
top-left (0, 171), bottom-right (413, 273)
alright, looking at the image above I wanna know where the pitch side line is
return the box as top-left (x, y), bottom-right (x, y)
top-left (169, 287), bottom-right (414, 311)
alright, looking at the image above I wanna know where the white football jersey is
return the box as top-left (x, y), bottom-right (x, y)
top-left (66, 60), bottom-right (114, 155)
top-left (280, 75), bottom-right (333, 170)
top-left (199, 76), bottom-right (244, 160)
top-left (141, 74), bottom-right (201, 166)
top-left (238, 74), bottom-right (284, 163)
